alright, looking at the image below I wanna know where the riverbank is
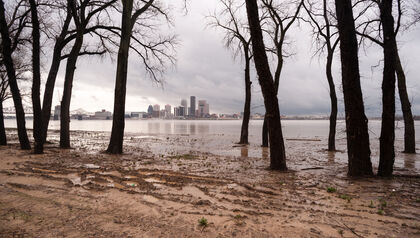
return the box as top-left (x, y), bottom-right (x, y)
top-left (0, 129), bottom-right (419, 237)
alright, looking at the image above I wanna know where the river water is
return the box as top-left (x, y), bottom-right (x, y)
top-left (4, 119), bottom-right (420, 173)
top-left (4, 119), bottom-right (420, 141)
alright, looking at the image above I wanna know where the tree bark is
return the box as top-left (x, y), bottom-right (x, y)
top-left (378, 0), bottom-right (397, 177)
top-left (395, 51), bottom-right (416, 153)
top-left (29, 0), bottom-right (43, 154)
top-left (262, 116), bottom-right (268, 147)
top-left (239, 48), bottom-right (251, 144)
top-left (326, 51), bottom-right (337, 151)
top-left (335, 0), bottom-right (372, 176)
top-left (106, 0), bottom-right (133, 154)
top-left (0, 101), bottom-right (6, 145)
top-left (40, 13), bottom-right (72, 148)
top-left (60, 33), bottom-right (84, 149)
top-left (245, 0), bottom-right (287, 170)
top-left (0, 0), bottom-right (30, 150)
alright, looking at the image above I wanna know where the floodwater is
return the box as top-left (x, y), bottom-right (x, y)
top-left (5, 118), bottom-right (420, 140)
top-left (4, 119), bottom-right (420, 173)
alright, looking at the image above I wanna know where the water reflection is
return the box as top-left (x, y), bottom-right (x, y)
top-left (147, 122), bottom-right (161, 134)
top-left (189, 123), bottom-right (196, 135)
top-left (241, 146), bottom-right (248, 158)
top-left (403, 153), bottom-right (416, 169)
top-left (327, 151), bottom-right (336, 163)
top-left (197, 124), bottom-right (210, 134)
top-left (261, 147), bottom-right (269, 159)
top-left (174, 123), bottom-right (188, 134)
top-left (164, 123), bottom-right (172, 134)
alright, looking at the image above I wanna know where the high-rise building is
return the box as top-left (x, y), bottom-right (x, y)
top-left (165, 104), bottom-right (171, 118)
top-left (181, 99), bottom-right (188, 116)
top-left (179, 106), bottom-right (185, 117)
top-left (147, 105), bottom-right (153, 114)
top-left (198, 100), bottom-right (210, 117)
top-left (153, 104), bottom-right (160, 112)
top-left (152, 104), bottom-right (160, 118)
top-left (174, 107), bottom-right (179, 117)
top-left (190, 96), bottom-right (196, 117)
top-left (53, 105), bottom-right (61, 120)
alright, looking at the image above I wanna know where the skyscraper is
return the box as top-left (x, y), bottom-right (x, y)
top-left (147, 105), bottom-right (153, 114)
top-left (181, 99), bottom-right (188, 116)
top-left (165, 104), bottom-right (171, 118)
top-left (190, 96), bottom-right (196, 117)
top-left (198, 100), bottom-right (210, 118)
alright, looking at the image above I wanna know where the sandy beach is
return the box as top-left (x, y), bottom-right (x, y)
top-left (0, 128), bottom-right (419, 237)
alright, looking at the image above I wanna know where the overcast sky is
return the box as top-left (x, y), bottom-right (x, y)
top-left (8, 0), bottom-right (420, 116)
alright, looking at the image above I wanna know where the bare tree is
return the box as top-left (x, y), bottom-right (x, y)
top-left (107, 0), bottom-right (176, 154)
top-left (29, 0), bottom-right (43, 153)
top-left (245, 0), bottom-right (286, 170)
top-left (335, 0), bottom-right (373, 176)
top-left (303, 0), bottom-right (340, 151)
top-left (0, 0), bottom-right (31, 150)
top-left (26, 0), bottom-right (115, 152)
top-left (377, 0), bottom-right (397, 176)
top-left (59, 0), bottom-right (117, 149)
top-left (208, 0), bottom-right (252, 145)
top-left (0, 66), bottom-right (10, 145)
top-left (39, 1), bottom-right (73, 152)
top-left (260, 0), bottom-right (303, 147)
top-left (355, 0), bottom-right (418, 154)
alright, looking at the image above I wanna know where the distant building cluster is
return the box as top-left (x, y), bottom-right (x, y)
top-left (141, 96), bottom-right (213, 119)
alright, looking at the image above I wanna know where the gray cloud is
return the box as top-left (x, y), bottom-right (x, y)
top-left (6, 0), bottom-right (419, 116)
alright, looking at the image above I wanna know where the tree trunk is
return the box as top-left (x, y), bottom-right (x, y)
top-left (0, 101), bottom-right (6, 145)
top-left (326, 51), bottom-right (337, 151)
top-left (378, 0), bottom-right (397, 177)
top-left (262, 116), bottom-right (268, 147)
top-left (40, 13), bottom-right (72, 148)
top-left (0, 0), bottom-right (30, 150)
top-left (335, 0), bottom-right (372, 176)
top-left (239, 50), bottom-right (251, 144)
top-left (245, 0), bottom-right (287, 170)
top-left (29, 0), bottom-right (43, 154)
top-left (60, 33), bottom-right (84, 149)
top-left (106, 1), bottom-right (133, 154)
top-left (395, 51), bottom-right (416, 153)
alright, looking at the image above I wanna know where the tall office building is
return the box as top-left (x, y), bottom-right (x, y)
top-left (147, 105), bottom-right (153, 114)
top-left (152, 104), bottom-right (160, 118)
top-left (181, 99), bottom-right (188, 116)
top-left (198, 100), bottom-right (210, 117)
top-left (53, 105), bottom-right (61, 120)
top-left (190, 96), bottom-right (196, 117)
top-left (165, 104), bottom-right (171, 118)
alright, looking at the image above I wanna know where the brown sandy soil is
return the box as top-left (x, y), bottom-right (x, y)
top-left (0, 129), bottom-right (419, 237)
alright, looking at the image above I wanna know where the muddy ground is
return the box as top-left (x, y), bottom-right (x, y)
top-left (0, 129), bottom-right (419, 238)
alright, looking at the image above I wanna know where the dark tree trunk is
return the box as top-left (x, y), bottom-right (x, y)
top-left (40, 13), bottom-right (72, 148)
top-left (395, 51), bottom-right (416, 153)
top-left (0, 0), bottom-right (30, 150)
top-left (378, 0), bottom-right (397, 177)
top-left (106, 1), bottom-right (133, 154)
top-left (261, 40), bottom-right (283, 147)
top-left (262, 116), bottom-right (268, 147)
top-left (0, 102), bottom-right (6, 145)
top-left (326, 52), bottom-right (337, 151)
top-left (29, 0), bottom-right (43, 154)
top-left (239, 49), bottom-right (251, 144)
top-left (245, 0), bottom-right (287, 170)
top-left (335, 0), bottom-right (372, 176)
top-left (60, 33), bottom-right (84, 149)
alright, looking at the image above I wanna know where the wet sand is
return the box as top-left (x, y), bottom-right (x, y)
top-left (0, 129), bottom-right (419, 237)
